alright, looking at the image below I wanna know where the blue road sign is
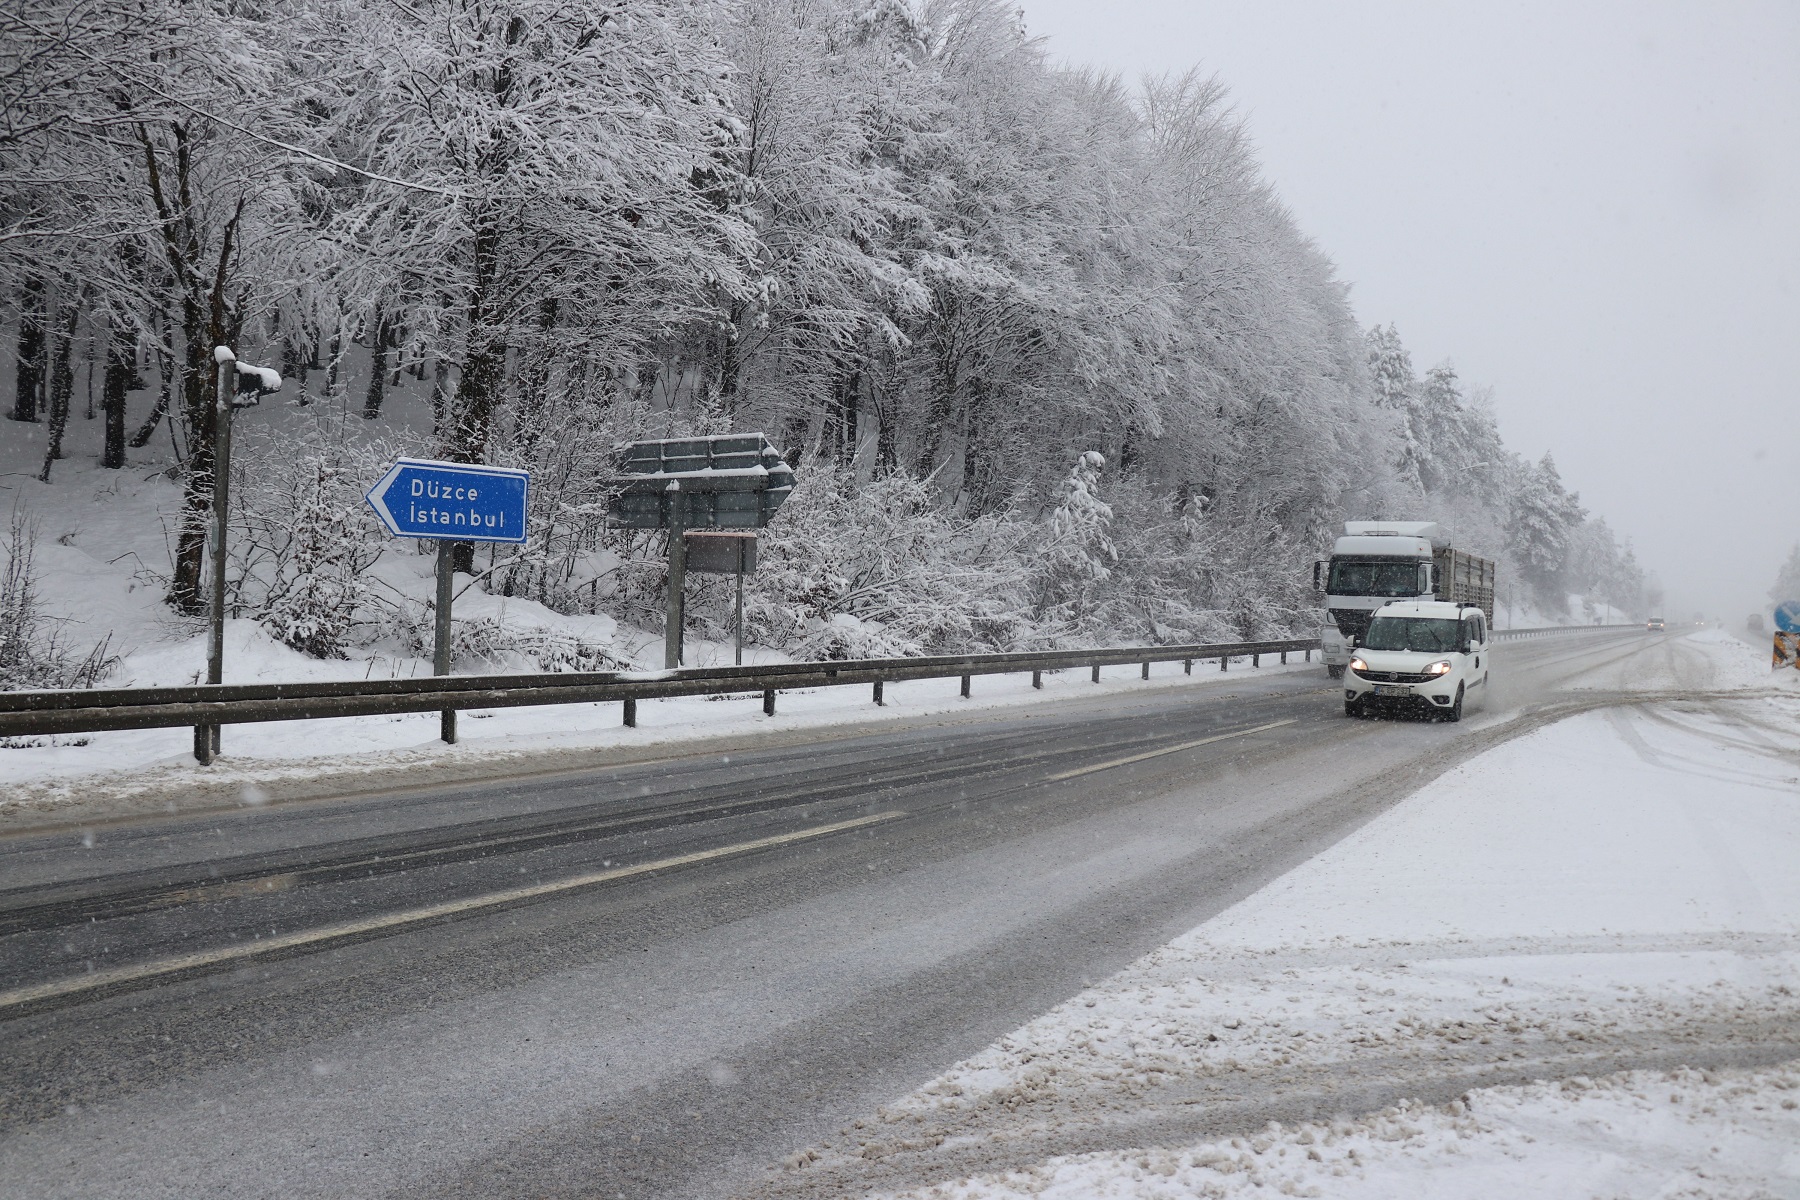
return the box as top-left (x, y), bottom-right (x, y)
top-left (1775, 601), bottom-right (1800, 633)
top-left (365, 458), bottom-right (530, 544)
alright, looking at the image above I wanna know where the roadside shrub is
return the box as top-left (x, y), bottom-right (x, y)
top-left (228, 418), bottom-right (402, 658)
top-left (0, 508), bottom-right (118, 690)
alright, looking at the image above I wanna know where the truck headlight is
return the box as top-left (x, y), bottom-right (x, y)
top-left (1424, 660), bottom-right (1453, 676)
top-left (1349, 656), bottom-right (1368, 673)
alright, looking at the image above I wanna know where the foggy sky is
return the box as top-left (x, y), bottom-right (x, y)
top-left (1018, 0), bottom-right (1800, 622)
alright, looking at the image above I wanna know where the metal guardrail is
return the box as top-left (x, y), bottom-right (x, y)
top-left (1490, 623), bottom-right (1645, 641)
top-left (0, 623), bottom-right (1647, 743)
top-left (0, 638), bottom-right (1324, 740)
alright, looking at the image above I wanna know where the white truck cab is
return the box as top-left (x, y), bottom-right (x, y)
top-left (1342, 600), bottom-right (1490, 722)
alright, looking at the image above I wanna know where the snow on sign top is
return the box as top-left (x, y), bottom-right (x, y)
top-left (364, 458), bottom-right (530, 544)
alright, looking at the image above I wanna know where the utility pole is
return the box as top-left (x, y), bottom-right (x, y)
top-left (664, 480), bottom-right (686, 670)
top-left (195, 347), bottom-right (234, 764)
top-left (193, 346), bottom-right (281, 764)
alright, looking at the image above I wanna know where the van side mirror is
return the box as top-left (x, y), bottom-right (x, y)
top-left (1313, 560), bottom-right (1323, 592)
top-left (1418, 563), bottom-right (1432, 596)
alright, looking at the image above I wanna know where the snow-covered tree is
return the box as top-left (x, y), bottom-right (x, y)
top-left (1769, 545), bottom-right (1800, 608)
top-left (1509, 453), bottom-right (1587, 612)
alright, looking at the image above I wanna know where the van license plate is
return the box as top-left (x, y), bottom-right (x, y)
top-left (1374, 685), bottom-right (1411, 697)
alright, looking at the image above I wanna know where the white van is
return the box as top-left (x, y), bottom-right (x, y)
top-left (1342, 600), bottom-right (1489, 722)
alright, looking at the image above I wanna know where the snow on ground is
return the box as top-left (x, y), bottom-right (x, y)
top-left (884, 1065), bottom-right (1800, 1199)
top-left (1569, 626), bottom-right (1799, 695)
top-left (765, 650), bottom-right (1800, 1197)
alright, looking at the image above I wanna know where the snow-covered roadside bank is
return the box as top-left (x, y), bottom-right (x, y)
top-left (756, 662), bottom-right (1800, 1197)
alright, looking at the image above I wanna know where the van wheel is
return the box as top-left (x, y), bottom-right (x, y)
top-left (1327, 665), bottom-right (1345, 680)
top-left (1444, 684), bottom-right (1464, 723)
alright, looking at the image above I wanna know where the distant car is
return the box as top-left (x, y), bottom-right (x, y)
top-left (1342, 600), bottom-right (1489, 722)
top-left (1647, 616), bottom-right (1665, 631)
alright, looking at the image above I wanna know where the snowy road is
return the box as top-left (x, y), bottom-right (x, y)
top-left (0, 629), bottom-right (1753, 1198)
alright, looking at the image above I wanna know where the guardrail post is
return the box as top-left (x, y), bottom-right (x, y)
top-left (763, 688), bottom-right (776, 715)
top-left (960, 674), bottom-right (970, 698)
top-left (1220, 655), bottom-right (1228, 671)
top-left (1031, 670), bottom-right (1042, 689)
top-left (1184, 658), bottom-right (1192, 674)
top-left (1140, 662), bottom-right (1149, 680)
top-left (1280, 650), bottom-right (1287, 664)
top-left (873, 680), bottom-right (884, 706)
top-left (1304, 648), bottom-right (1311, 662)
top-left (1252, 653), bottom-right (1260, 668)
top-left (1091, 665), bottom-right (1100, 683)
top-left (623, 698), bottom-right (636, 727)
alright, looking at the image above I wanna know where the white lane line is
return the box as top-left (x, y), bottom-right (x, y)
top-left (1042, 719), bottom-right (1299, 782)
top-left (0, 810), bottom-right (905, 1012)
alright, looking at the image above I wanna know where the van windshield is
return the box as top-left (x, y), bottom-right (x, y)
top-left (1362, 616), bottom-right (1461, 653)
top-left (1327, 560), bottom-right (1421, 597)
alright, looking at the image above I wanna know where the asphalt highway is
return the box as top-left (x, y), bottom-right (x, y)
top-left (0, 629), bottom-right (1674, 1198)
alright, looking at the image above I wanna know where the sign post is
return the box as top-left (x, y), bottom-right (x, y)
top-left (365, 458), bottom-right (530, 742)
top-left (607, 435), bottom-right (793, 671)
top-left (194, 346), bottom-right (283, 765)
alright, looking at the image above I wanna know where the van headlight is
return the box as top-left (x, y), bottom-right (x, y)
top-left (1348, 656), bottom-right (1369, 673)
top-left (1423, 660), bottom-right (1453, 676)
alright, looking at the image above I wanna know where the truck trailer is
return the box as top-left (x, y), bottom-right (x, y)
top-left (1314, 521), bottom-right (1496, 678)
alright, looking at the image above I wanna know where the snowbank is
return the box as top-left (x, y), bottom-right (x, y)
top-left (890, 1065), bottom-right (1800, 1199)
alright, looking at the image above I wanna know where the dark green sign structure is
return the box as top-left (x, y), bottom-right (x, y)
top-left (607, 434), bottom-right (795, 669)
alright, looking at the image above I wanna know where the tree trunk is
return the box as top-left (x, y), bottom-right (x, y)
top-left (843, 370), bottom-right (860, 469)
top-left (130, 354), bottom-right (174, 449)
top-left (447, 220), bottom-right (506, 575)
top-left (38, 296), bottom-right (79, 482)
top-left (12, 276), bottom-right (47, 422)
top-left (281, 329), bottom-right (310, 406)
top-left (362, 306), bottom-right (390, 419)
top-left (515, 296), bottom-right (558, 457)
top-left (102, 323), bottom-right (131, 468)
top-left (429, 356), bottom-right (453, 440)
top-left (324, 318), bottom-right (343, 400)
top-left (716, 300), bottom-right (746, 416)
top-left (169, 301), bottom-right (217, 615)
top-left (915, 361), bottom-right (957, 476)
top-left (961, 375), bottom-right (989, 515)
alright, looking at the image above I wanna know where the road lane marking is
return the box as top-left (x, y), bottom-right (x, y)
top-left (1042, 720), bottom-right (1298, 782)
top-left (0, 810), bottom-right (905, 1014)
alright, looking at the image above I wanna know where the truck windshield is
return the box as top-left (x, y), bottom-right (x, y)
top-left (1362, 617), bottom-right (1461, 653)
top-left (1327, 560), bottom-right (1420, 597)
